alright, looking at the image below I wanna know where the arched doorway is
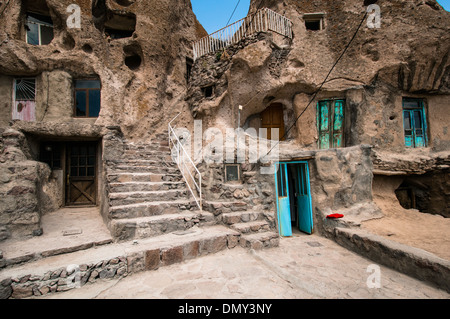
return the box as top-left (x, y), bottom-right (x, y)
top-left (261, 103), bottom-right (285, 141)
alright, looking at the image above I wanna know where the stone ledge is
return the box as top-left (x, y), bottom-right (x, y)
top-left (331, 227), bottom-right (450, 293)
top-left (0, 226), bottom-right (240, 299)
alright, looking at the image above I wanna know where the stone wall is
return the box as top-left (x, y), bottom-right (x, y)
top-left (0, 227), bottom-right (239, 299)
top-left (0, 0), bottom-right (206, 140)
top-left (0, 129), bottom-right (55, 241)
top-left (197, 136), bottom-right (380, 236)
top-left (199, 161), bottom-right (277, 228)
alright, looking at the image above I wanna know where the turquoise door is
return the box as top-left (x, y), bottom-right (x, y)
top-left (296, 164), bottom-right (313, 234)
top-left (275, 163), bottom-right (292, 237)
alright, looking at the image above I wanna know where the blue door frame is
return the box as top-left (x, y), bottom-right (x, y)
top-left (274, 161), bottom-right (314, 236)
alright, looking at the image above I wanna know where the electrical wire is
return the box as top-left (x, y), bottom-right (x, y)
top-left (0, 0), bottom-right (11, 18)
top-left (225, 0), bottom-right (241, 27)
top-left (266, 10), bottom-right (369, 156)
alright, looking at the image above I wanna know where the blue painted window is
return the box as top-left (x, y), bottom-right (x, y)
top-left (402, 98), bottom-right (427, 148)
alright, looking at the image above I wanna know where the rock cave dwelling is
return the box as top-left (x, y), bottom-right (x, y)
top-left (0, 0), bottom-right (449, 298)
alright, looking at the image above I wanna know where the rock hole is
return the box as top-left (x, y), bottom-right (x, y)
top-left (394, 171), bottom-right (450, 218)
top-left (62, 33), bottom-right (75, 50)
top-left (104, 12), bottom-right (136, 39)
top-left (113, 0), bottom-right (135, 7)
top-left (82, 43), bottom-right (93, 54)
top-left (123, 43), bottom-right (142, 71)
top-left (201, 85), bottom-right (214, 98)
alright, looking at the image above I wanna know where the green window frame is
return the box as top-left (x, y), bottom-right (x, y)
top-left (317, 99), bottom-right (345, 149)
top-left (402, 98), bottom-right (428, 148)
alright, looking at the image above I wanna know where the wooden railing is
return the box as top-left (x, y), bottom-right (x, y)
top-left (193, 8), bottom-right (293, 61)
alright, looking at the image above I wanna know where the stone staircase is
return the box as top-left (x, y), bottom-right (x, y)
top-left (202, 201), bottom-right (279, 250)
top-left (105, 134), bottom-right (279, 249)
top-left (105, 137), bottom-right (215, 242)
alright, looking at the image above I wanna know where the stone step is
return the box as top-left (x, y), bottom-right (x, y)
top-left (108, 159), bottom-right (177, 168)
top-left (123, 149), bottom-right (173, 157)
top-left (109, 181), bottom-right (186, 193)
top-left (0, 225), bottom-right (240, 299)
top-left (109, 211), bottom-right (216, 242)
top-left (107, 172), bottom-right (183, 183)
top-left (109, 200), bottom-right (197, 219)
top-left (124, 144), bottom-right (171, 152)
top-left (230, 220), bottom-right (270, 234)
top-left (221, 211), bottom-right (266, 225)
top-left (203, 201), bottom-right (249, 215)
top-left (109, 165), bottom-right (180, 174)
top-left (240, 231), bottom-right (280, 250)
top-left (109, 189), bottom-right (189, 206)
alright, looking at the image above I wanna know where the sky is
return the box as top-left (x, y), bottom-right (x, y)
top-left (191, 0), bottom-right (251, 34)
top-left (191, 0), bottom-right (450, 35)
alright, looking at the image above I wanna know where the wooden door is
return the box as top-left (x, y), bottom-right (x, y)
top-left (66, 142), bottom-right (97, 206)
top-left (296, 163), bottom-right (313, 234)
top-left (261, 103), bottom-right (285, 141)
top-left (275, 163), bottom-right (292, 237)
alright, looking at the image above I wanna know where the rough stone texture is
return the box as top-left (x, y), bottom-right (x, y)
top-left (0, 129), bottom-right (58, 241)
top-left (0, 0), bottom-right (207, 140)
top-left (187, 0), bottom-right (450, 175)
top-left (332, 227), bottom-right (450, 293)
top-left (0, 226), bottom-right (238, 299)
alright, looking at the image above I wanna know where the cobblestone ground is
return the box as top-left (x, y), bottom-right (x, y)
top-left (34, 232), bottom-right (450, 299)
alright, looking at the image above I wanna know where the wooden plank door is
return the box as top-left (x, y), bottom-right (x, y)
top-left (261, 103), bottom-right (285, 141)
top-left (66, 142), bottom-right (97, 206)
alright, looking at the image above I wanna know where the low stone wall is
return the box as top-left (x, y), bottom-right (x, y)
top-left (0, 227), bottom-right (239, 299)
top-left (2, 257), bottom-right (128, 299)
top-left (331, 227), bottom-right (450, 293)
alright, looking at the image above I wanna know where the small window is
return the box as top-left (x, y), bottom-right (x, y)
top-left (304, 13), bottom-right (324, 31)
top-left (186, 57), bottom-right (194, 83)
top-left (225, 164), bottom-right (240, 183)
top-left (26, 12), bottom-right (54, 45)
top-left (13, 78), bottom-right (36, 121)
top-left (14, 78), bottom-right (36, 101)
top-left (403, 98), bottom-right (427, 148)
top-left (317, 99), bottom-right (345, 149)
top-left (40, 143), bottom-right (62, 169)
top-left (202, 85), bottom-right (214, 98)
top-left (74, 79), bottom-right (101, 118)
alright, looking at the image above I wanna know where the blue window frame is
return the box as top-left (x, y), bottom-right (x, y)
top-left (402, 98), bottom-right (428, 148)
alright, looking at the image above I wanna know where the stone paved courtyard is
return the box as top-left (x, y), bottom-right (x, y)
top-left (31, 231), bottom-right (449, 299)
